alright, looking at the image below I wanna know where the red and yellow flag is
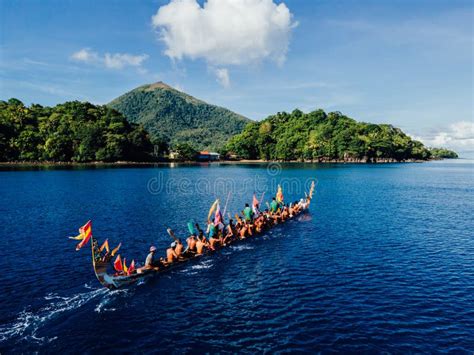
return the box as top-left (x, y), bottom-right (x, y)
top-left (114, 255), bottom-right (123, 272)
top-left (111, 243), bottom-right (121, 256)
top-left (123, 258), bottom-right (128, 274)
top-left (75, 220), bottom-right (92, 251)
top-left (99, 239), bottom-right (110, 253)
top-left (276, 185), bottom-right (284, 203)
top-left (128, 260), bottom-right (135, 275)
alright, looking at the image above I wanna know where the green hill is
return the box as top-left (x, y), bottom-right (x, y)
top-left (225, 109), bottom-right (443, 162)
top-left (108, 82), bottom-right (250, 151)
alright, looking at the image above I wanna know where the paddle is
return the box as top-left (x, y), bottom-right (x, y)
top-left (222, 191), bottom-right (232, 220)
top-left (166, 228), bottom-right (178, 241)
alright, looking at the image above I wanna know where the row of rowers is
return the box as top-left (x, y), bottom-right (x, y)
top-left (137, 196), bottom-right (310, 273)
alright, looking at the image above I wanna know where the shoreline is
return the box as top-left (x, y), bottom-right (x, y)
top-left (0, 158), bottom-right (456, 168)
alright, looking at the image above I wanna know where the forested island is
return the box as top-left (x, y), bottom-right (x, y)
top-left (224, 109), bottom-right (458, 162)
top-left (0, 99), bottom-right (157, 162)
top-left (0, 95), bottom-right (458, 163)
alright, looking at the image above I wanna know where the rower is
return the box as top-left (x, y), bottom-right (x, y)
top-left (175, 239), bottom-right (184, 259)
top-left (207, 221), bottom-right (217, 239)
top-left (223, 219), bottom-right (235, 244)
top-left (167, 242), bottom-right (179, 263)
top-left (144, 246), bottom-right (159, 270)
top-left (242, 203), bottom-right (254, 222)
top-left (186, 234), bottom-right (197, 254)
top-left (196, 235), bottom-right (208, 255)
top-left (239, 223), bottom-right (247, 239)
top-left (209, 232), bottom-right (220, 250)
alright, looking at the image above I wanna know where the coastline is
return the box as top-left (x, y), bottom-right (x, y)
top-left (0, 158), bottom-right (454, 168)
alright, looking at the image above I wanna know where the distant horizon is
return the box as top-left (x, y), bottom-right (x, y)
top-left (1, 0), bottom-right (472, 155)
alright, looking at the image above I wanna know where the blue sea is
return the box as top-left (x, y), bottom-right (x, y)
top-left (0, 161), bottom-right (473, 353)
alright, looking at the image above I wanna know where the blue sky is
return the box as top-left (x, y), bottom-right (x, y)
top-left (1, 0), bottom-right (473, 154)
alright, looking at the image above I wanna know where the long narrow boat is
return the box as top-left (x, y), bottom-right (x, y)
top-left (89, 183), bottom-right (315, 289)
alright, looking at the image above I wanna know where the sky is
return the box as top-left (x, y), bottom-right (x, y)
top-left (1, 0), bottom-right (473, 155)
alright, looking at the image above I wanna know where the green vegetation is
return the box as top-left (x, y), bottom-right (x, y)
top-left (108, 82), bottom-right (249, 151)
top-left (174, 143), bottom-right (199, 161)
top-left (1, 93), bottom-right (458, 164)
top-left (225, 109), bottom-right (443, 162)
top-left (429, 148), bottom-right (458, 159)
top-left (0, 99), bottom-right (156, 162)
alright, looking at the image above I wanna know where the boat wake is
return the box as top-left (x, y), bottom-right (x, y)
top-left (191, 259), bottom-right (214, 270)
top-left (0, 285), bottom-right (111, 345)
top-left (230, 244), bottom-right (255, 251)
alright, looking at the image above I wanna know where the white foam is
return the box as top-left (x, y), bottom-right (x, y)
top-left (231, 244), bottom-right (254, 251)
top-left (0, 287), bottom-right (107, 344)
top-left (191, 259), bottom-right (213, 270)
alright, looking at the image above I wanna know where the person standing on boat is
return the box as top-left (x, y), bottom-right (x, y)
top-left (270, 197), bottom-right (278, 214)
top-left (242, 203), bottom-right (254, 222)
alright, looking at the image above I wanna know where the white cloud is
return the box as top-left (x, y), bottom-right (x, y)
top-left (411, 121), bottom-right (474, 153)
top-left (71, 48), bottom-right (149, 70)
top-left (152, 0), bottom-right (296, 86)
top-left (71, 48), bottom-right (99, 63)
top-left (214, 68), bottom-right (230, 88)
top-left (104, 53), bottom-right (149, 69)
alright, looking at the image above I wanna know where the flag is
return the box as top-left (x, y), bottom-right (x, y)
top-left (128, 260), bottom-right (135, 275)
top-left (252, 194), bottom-right (259, 214)
top-left (68, 234), bottom-right (84, 240)
top-left (113, 255), bottom-right (123, 272)
top-left (214, 202), bottom-right (222, 225)
top-left (75, 220), bottom-right (92, 251)
top-left (99, 239), bottom-right (109, 253)
top-left (111, 243), bottom-right (121, 256)
top-left (207, 199), bottom-right (219, 222)
top-left (276, 185), bottom-right (284, 203)
top-left (123, 258), bottom-right (128, 274)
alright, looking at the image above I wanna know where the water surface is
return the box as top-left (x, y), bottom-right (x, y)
top-left (0, 161), bottom-right (473, 353)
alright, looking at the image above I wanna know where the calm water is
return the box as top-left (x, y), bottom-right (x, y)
top-left (0, 161), bottom-right (473, 353)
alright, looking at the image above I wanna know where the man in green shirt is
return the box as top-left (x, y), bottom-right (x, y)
top-left (270, 197), bottom-right (278, 214)
top-left (242, 203), bottom-right (254, 222)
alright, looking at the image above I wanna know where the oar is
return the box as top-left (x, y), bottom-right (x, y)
top-left (222, 191), bottom-right (231, 219)
top-left (167, 228), bottom-right (178, 241)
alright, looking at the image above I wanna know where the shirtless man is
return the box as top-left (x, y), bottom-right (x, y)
top-left (239, 223), bottom-right (247, 239)
top-left (196, 235), bottom-right (209, 255)
top-left (186, 234), bottom-right (197, 254)
top-left (255, 217), bottom-right (263, 233)
top-left (209, 233), bottom-right (220, 250)
top-left (224, 219), bottom-right (235, 244)
top-left (175, 239), bottom-right (184, 259)
top-left (167, 242), bottom-right (178, 263)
